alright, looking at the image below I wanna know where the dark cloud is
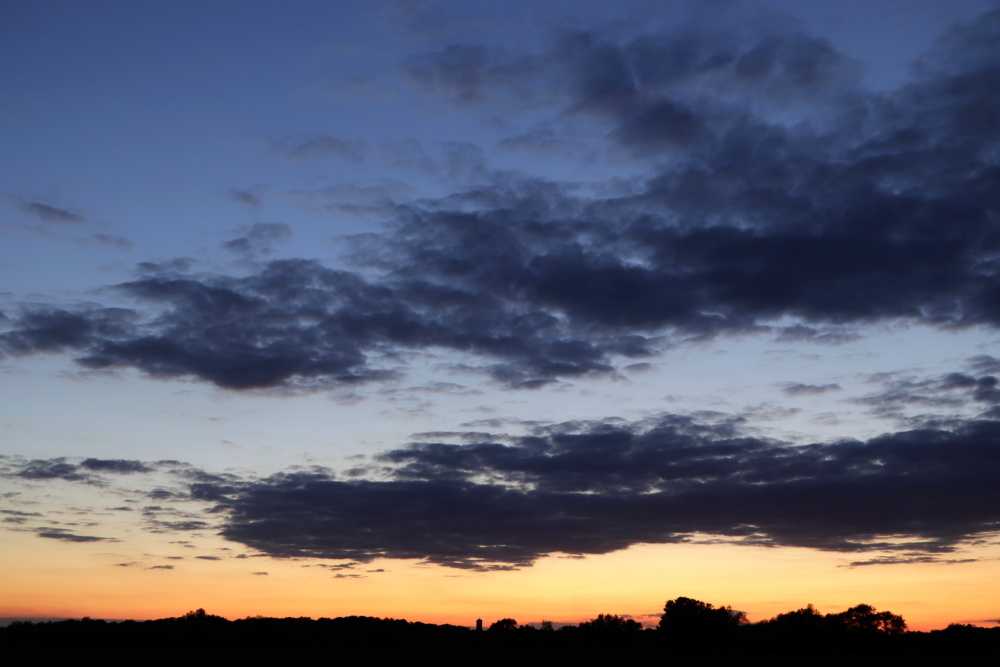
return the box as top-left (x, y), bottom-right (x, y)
top-left (190, 482), bottom-right (237, 501)
top-left (229, 187), bottom-right (263, 208)
top-left (316, 562), bottom-right (358, 570)
top-left (1, 259), bottom-right (639, 388)
top-left (15, 198), bottom-right (84, 224)
top-left (148, 565), bottom-right (174, 570)
top-left (136, 258), bottom-right (196, 274)
top-left (968, 355), bottom-right (1000, 375)
top-left (252, 571), bottom-right (268, 575)
top-left (845, 555), bottom-right (977, 567)
top-left (855, 371), bottom-right (1000, 424)
top-left (781, 383), bottom-right (841, 396)
top-left (14, 459), bottom-right (86, 481)
top-left (394, 8), bottom-right (1000, 334)
top-left (154, 520), bottom-right (210, 532)
top-left (0, 307), bottom-right (135, 357)
top-left (80, 459), bottom-right (153, 474)
top-left (4, 457), bottom-right (153, 489)
top-left (216, 413), bottom-right (1000, 570)
top-left (36, 528), bottom-right (113, 543)
top-left (10, 403), bottom-right (999, 572)
top-left (2, 8), bottom-right (1000, 394)
top-left (1, 509), bottom-right (40, 525)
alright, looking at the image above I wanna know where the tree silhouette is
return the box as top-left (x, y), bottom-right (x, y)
top-left (179, 608), bottom-right (227, 623)
top-left (488, 618), bottom-right (518, 631)
top-left (830, 604), bottom-right (906, 635)
top-left (578, 614), bottom-right (642, 633)
top-left (659, 596), bottom-right (746, 650)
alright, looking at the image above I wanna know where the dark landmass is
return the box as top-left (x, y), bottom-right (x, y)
top-left (3, 598), bottom-right (998, 663)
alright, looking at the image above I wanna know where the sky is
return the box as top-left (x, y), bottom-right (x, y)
top-left (2, 0), bottom-right (1000, 631)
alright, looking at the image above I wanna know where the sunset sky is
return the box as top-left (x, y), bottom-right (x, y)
top-left (2, 0), bottom-right (1000, 631)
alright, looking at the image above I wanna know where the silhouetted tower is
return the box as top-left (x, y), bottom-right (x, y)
top-left (476, 618), bottom-right (483, 632)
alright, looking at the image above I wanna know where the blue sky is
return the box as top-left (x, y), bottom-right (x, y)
top-left (2, 0), bottom-right (1000, 627)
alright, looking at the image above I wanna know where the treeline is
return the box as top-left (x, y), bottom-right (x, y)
top-left (3, 599), bottom-right (998, 659)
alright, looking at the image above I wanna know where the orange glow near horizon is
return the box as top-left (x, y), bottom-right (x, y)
top-left (4, 527), bottom-right (998, 632)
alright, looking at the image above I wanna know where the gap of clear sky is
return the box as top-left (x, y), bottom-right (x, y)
top-left (2, 0), bottom-right (1000, 631)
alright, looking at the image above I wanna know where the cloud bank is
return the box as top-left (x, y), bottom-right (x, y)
top-left (0, 9), bottom-right (998, 391)
top-left (6, 404), bottom-right (999, 571)
top-left (216, 413), bottom-right (1000, 569)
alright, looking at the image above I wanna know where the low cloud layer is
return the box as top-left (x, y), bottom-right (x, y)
top-left (1, 9), bottom-right (999, 390)
top-left (5, 397), bottom-right (999, 570)
top-left (215, 414), bottom-right (1000, 569)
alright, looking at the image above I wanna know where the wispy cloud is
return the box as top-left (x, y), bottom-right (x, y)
top-left (14, 197), bottom-right (84, 224)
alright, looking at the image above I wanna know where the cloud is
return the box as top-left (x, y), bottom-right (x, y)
top-left (2, 259), bottom-right (639, 389)
top-left (854, 369), bottom-right (1000, 424)
top-left (35, 528), bottom-right (113, 543)
top-left (845, 556), bottom-right (977, 567)
top-left (1, 7), bottom-right (999, 395)
top-left (781, 383), bottom-right (841, 396)
top-left (14, 197), bottom-right (84, 224)
top-left (80, 459), bottom-right (153, 474)
top-left (229, 187), bottom-right (265, 208)
top-left (14, 459), bottom-right (87, 481)
top-left (0, 307), bottom-right (135, 357)
top-left (8, 401), bottom-right (999, 572)
top-left (392, 7), bottom-right (1000, 332)
top-left (315, 562), bottom-right (358, 571)
top-left (222, 222), bottom-right (292, 256)
top-left (5, 456), bottom-right (154, 485)
top-left (154, 520), bottom-right (210, 532)
top-left (215, 413), bottom-right (1000, 570)
top-left (89, 233), bottom-right (133, 250)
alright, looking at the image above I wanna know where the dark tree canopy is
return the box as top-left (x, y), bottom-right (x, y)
top-left (489, 618), bottom-right (518, 631)
top-left (830, 603), bottom-right (907, 635)
top-left (578, 613), bottom-right (643, 632)
top-left (658, 596), bottom-right (747, 649)
top-left (659, 596), bottom-right (746, 631)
